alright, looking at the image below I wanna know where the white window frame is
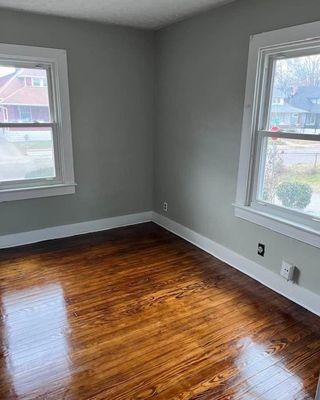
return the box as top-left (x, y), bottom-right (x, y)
top-left (234, 21), bottom-right (320, 248)
top-left (0, 43), bottom-right (75, 202)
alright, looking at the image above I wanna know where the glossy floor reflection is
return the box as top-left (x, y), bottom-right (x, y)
top-left (0, 223), bottom-right (319, 399)
top-left (2, 284), bottom-right (71, 398)
top-left (232, 337), bottom-right (307, 399)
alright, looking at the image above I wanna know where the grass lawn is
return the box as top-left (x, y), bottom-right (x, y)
top-left (16, 140), bottom-right (52, 150)
top-left (280, 165), bottom-right (320, 192)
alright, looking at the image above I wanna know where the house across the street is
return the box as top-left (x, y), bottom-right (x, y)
top-left (0, 68), bottom-right (49, 124)
top-left (270, 86), bottom-right (320, 132)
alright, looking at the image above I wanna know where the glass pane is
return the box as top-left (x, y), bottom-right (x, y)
top-left (259, 137), bottom-right (320, 217)
top-left (0, 127), bottom-right (56, 182)
top-left (268, 54), bottom-right (320, 134)
top-left (0, 65), bottom-right (51, 123)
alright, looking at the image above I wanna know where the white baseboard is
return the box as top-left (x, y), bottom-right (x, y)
top-left (0, 211), bottom-right (153, 249)
top-left (152, 212), bottom-right (320, 317)
top-left (1, 210), bottom-right (319, 317)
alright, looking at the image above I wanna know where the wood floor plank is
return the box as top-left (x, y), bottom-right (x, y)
top-left (0, 222), bottom-right (319, 399)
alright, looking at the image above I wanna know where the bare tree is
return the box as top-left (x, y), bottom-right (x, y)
top-left (288, 55), bottom-right (320, 87)
top-left (274, 60), bottom-right (294, 97)
top-left (262, 141), bottom-right (284, 203)
top-left (274, 55), bottom-right (320, 94)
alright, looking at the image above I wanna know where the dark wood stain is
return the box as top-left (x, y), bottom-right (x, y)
top-left (0, 222), bottom-right (319, 399)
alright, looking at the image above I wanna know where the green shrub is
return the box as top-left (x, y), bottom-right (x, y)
top-left (276, 182), bottom-right (312, 209)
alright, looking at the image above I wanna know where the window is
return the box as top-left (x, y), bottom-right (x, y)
top-left (272, 97), bottom-right (284, 105)
top-left (235, 21), bottom-right (320, 248)
top-left (18, 106), bottom-right (32, 122)
top-left (32, 77), bottom-right (47, 87)
top-left (310, 98), bottom-right (320, 105)
top-left (306, 113), bottom-right (316, 126)
top-left (0, 43), bottom-right (75, 202)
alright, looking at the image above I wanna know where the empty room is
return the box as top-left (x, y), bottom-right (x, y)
top-left (0, 0), bottom-right (320, 399)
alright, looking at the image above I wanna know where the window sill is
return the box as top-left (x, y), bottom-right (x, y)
top-left (234, 204), bottom-right (320, 248)
top-left (0, 183), bottom-right (76, 202)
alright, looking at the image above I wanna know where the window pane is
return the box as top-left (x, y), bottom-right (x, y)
top-left (269, 54), bottom-right (320, 134)
top-left (0, 66), bottom-right (51, 123)
top-left (259, 137), bottom-right (320, 217)
top-left (0, 127), bottom-right (55, 182)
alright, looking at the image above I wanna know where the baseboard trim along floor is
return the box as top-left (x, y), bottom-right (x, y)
top-left (0, 211), bottom-right (153, 249)
top-left (0, 210), bottom-right (319, 317)
top-left (152, 212), bottom-right (320, 317)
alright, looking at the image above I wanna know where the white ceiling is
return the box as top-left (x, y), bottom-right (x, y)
top-left (0, 0), bottom-right (235, 29)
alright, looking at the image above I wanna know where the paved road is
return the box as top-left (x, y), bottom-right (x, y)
top-left (278, 144), bottom-right (320, 166)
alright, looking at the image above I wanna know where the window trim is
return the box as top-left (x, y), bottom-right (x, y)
top-left (0, 43), bottom-right (75, 202)
top-left (235, 21), bottom-right (320, 248)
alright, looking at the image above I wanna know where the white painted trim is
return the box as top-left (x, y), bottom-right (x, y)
top-left (0, 183), bottom-right (76, 202)
top-left (0, 43), bottom-right (75, 202)
top-left (1, 210), bottom-right (319, 317)
top-left (152, 212), bottom-right (320, 317)
top-left (235, 20), bottom-right (320, 245)
top-left (234, 204), bottom-right (320, 248)
top-left (236, 19), bottom-right (320, 205)
top-left (0, 211), bottom-right (153, 249)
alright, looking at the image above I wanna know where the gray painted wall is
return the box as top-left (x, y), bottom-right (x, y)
top-left (0, 9), bottom-right (155, 235)
top-left (0, 0), bottom-right (319, 296)
top-left (154, 0), bottom-right (320, 295)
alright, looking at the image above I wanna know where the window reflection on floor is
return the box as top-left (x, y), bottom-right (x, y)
top-left (1, 284), bottom-right (71, 397)
top-left (234, 337), bottom-right (307, 399)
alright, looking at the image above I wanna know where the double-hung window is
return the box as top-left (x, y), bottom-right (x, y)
top-left (235, 21), bottom-right (320, 248)
top-left (0, 43), bottom-right (75, 202)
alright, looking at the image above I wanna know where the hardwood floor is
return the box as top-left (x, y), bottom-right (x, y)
top-left (0, 223), bottom-right (319, 400)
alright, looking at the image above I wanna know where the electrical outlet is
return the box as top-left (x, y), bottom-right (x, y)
top-left (163, 202), bottom-right (168, 212)
top-left (257, 243), bottom-right (265, 257)
top-left (280, 261), bottom-right (296, 282)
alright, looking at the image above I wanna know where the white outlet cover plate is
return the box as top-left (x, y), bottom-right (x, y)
top-left (281, 261), bottom-right (295, 281)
